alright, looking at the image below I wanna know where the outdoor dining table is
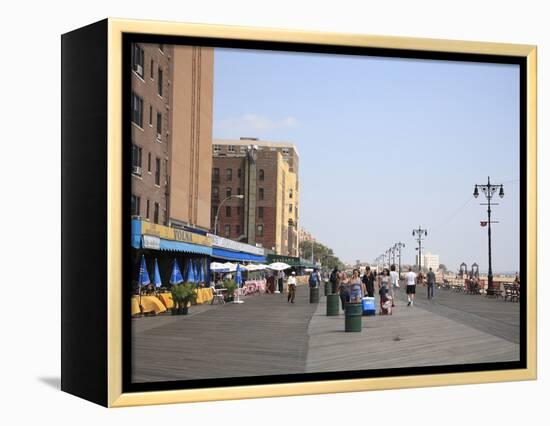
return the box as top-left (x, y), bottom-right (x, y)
top-left (157, 293), bottom-right (174, 309)
top-left (131, 297), bottom-right (141, 316)
top-left (195, 288), bottom-right (213, 304)
top-left (133, 295), bottom-right (167, 315)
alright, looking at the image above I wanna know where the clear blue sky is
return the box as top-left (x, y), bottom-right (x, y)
top-left (212, 47), bottom-right (520, 273)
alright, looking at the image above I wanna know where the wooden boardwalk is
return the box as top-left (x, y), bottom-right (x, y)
top-left (132, 284), bottom-right (520, 383)
top-left (132, 285), bottom-right (317, 383)
top-left (306, 288), bottom-right (519, 373)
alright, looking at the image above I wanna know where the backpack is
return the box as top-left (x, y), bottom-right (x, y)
top-left (309, 273), bottom-right (318, 287)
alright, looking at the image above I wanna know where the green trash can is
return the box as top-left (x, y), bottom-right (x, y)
top-left (326, 294), bottom-right (340, 316)
top-left (345, 303), bottom-right (362, 332)
top-left (309, 286), bottom-right (320, 303)
top-left (324, 282), bottom-right (331, 296)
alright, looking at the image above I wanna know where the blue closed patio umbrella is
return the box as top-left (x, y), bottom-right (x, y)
top-left (234, 263), bottom-right (244, 304)
top-left (138, 254), bottom-right (151, 305)
top-left (153, 258), bottom-right (162, 288)
top-left (170, 259), bottom-right (184, 285)
top-left (186, 260), bottom-right (196, 283)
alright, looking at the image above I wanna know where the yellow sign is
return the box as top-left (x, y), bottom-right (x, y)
top-left (141, 222), bottom-right (212, 246)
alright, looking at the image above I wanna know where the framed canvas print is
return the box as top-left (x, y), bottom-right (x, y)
top-left (61, 18), bottom-right (537, 407)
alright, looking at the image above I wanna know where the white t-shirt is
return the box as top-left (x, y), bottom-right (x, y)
top-left (287, 276), bottom-right (297, 285)
top-left (406, 271), bottom-right (417, 286)
top-left (390, 271), bottom-right (399, 286)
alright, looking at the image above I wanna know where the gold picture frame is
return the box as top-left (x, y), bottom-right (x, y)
top-left (61, 18), bottom-right (537, 407)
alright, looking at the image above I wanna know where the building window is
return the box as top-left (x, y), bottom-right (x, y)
top-left (289, 204), bottom-right (293, 213)
top-left (240, 146), bottom-right (247, 153)
top-left (289, 189), bottom-right (293, 198)
top-left (226, 168), bottom-right (232, 181)
top-left (256, 225), bottom-right (264, 237)
top-left (259, 188), bottom-right (264, 201)
top-left (131, 144), bottom-right (142, 175)
top-left (146, 199), bottom-right (150, 219)
top-left (237, 187), bottom-right (242, 195)
top-left (226, 187), bottom-right (232, 197)
top-left (131, 195), bottom-right (141, 216)
top-left (236, 206), bottom-right (241, 215)
top-left (224, 224), bottom-right (231, 237)
top-left (148, 105), bottom-right (153, 126)
top-left (150, 59), bottom-right (154, 78)
top-left (236, 224), bottom-right (241, 235)
top-left (258, 207), bottom-right (264, 218)
top-left (213, 145), bottom-right (221, 154)
top-left (153, 202), bottom-right (159, 224)
top-left (259, 169), bottom-right (265, 181)
top-left (131, 92), bottom-right (143, 127)
top-left (155, 157), bottom-right (161, 186)
top-left (131, 44), bottom-right (144, 77)
top-left (212, 186), bottom-right (219, 198)
top-left (213, 168), bottom-right (220, 182)
top-left (227, 145), bottom-right (235, 153)
top-left (226, 206), bottom-right (231, 217)
top-left (156, 112), bottom-right (162, 139)
top-left (147, 152), bottom-right (151, 173)
top-left (237, 168), bottom-right (242, 178)
top-left (282, 148), bottom-right (289, 155)
top-left (157, 68), bottom-right (163, 97)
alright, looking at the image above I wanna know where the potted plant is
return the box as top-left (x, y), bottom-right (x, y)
top-left (224, 280), bottom-right (237, 303)
top-left (171, 283), bottom-right (197, 315)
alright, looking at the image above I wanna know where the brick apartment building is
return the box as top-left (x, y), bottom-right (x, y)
top-left (211, 138), bottom-right (300, 257)
top-left (130, 43), bottom-right (213, 231)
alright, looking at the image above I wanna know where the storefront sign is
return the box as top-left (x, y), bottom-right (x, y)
top-left (141, 221), bottom-right (212, 246)
top-left (142, 235), bottom-right (161, 250)
top-left (208, 234), bottom-right (264, 256)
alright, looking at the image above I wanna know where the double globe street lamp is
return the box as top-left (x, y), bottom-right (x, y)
top-left (473, 176), bottom-right (504, 295)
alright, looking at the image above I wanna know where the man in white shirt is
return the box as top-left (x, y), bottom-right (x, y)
top-left (287, 271), bottom-right (297, 303)
top-left (405, 266), bottom-right (417, 306)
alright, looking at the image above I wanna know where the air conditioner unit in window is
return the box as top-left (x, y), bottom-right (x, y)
top-left (135, 64), bottom-right (143, 75)
top-left (132, 166), bottom-right (142, 175)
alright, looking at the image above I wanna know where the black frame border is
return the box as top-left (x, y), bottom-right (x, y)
top-left (122, 33), bottom-right (528, 394)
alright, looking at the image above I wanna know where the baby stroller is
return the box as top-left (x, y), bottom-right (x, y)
top-left (379, 286), bottom-right (393, 315)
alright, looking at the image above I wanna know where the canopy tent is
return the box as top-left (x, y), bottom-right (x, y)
top-left (267, 262), bottom-right (291, 271)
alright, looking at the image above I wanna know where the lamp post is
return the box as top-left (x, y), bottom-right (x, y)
top-left (395, 242), bottom-right (405, 279)
top-left (214, 194), bottom-right (245, 236)
top-left (473, 176), bottom-right (504, 295)
top-left (412, 226), bottom-right (428, 272)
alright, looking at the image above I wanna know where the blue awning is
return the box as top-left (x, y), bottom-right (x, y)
top-left (159, 239), bottom-right (212, 255)
top-left (212, 247), bottom-right (266, 263)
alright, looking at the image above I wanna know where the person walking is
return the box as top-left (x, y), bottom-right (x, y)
top-left (378, 268), bottom-right (392, 314)
top-left (349, 269), bottom-right (364, 303)
top-left (287, 271), bottom-right (297, 303)
top-left (277, 270), bottom-right (285, 293)
top-left (309, 268), bottom-right (320, 288)
top-left (426, 267), bottom-right (436, 300)
top-left (406, 266), bottom-right (417, 306)
top-left (362, 266), bottom-right (375, 298)
top-left (329, 267), bottom-right (339, 294)
top-left (389, 264), bottom-right (399, 307)
top-left (338, 271), bottom-right (350, 311)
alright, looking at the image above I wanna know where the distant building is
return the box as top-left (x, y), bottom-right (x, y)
top-left (211, 138), bottom-right (300, 256)
top-left (416, 252), bottom-right (440, 271)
